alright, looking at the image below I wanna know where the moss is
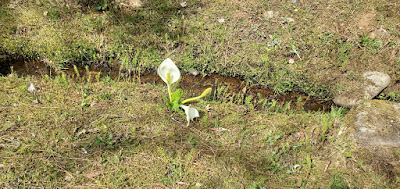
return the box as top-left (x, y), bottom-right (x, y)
top-left (1, 71), bottom-right (399, 187)
top-left (0, 0), bottom-right (400, 99)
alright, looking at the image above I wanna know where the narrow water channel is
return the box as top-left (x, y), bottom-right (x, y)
top-left (0, 59), bottom-right (334, 112)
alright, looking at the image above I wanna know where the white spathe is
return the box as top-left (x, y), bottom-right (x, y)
top-left (157, 58), bottom-right (180, 86)
top-left (27, 83), bottom-right (37, 93)
top-left (180, 105), bottom-right (199, 126)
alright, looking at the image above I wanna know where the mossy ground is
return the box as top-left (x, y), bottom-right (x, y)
top-left (1, 0), bottom-right (400, 187)
top-left (1, 74), bottom-right (397, 188)
top-left (1, 0), bottom-right (399, 97)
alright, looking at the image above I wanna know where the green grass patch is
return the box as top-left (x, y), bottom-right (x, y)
top-left (1, 0), bottom-right (399, 98)
top-left (0, 73), bottom-right (397, 187)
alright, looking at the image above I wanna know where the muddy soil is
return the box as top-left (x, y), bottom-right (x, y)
top-left (0, 59), bottom-right (333, 111)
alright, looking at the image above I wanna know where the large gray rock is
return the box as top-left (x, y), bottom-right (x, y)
top-left (341, 100), bottom-right (400, 178)
top-left (344, 100), bottom-right (400, 147)
top-left (334, 71), bottom-right (390, 107)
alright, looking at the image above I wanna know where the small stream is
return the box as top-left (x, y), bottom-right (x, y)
top-left (0, 59), bottom-right (334, 112)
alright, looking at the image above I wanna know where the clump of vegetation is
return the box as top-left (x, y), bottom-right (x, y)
top-left (0, 68), bottom-right (397, 188)
top-left (0, 0), bottom-right (399, 187)
top-left (1, 0), bottom-right (398, 98)
top-left (157, 58), bottom-right (211, 126)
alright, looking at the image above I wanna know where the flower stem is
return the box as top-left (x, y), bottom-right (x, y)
top-left (168, 84), bottom-right (172, 102)
top-left (166, 72), bottom-right (172, 101)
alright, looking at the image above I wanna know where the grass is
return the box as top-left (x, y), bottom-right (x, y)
top-left (1, 0), bottom-right (399, 98)
top-left (0, 0), bottom-right (400, 187)
top-left (0, 73), bottom-right (398, 188)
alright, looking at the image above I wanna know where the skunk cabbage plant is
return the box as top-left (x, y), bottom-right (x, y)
top-left (157, 58), bottom-right (181, 101)
top-left (157, 58), bottom-right (211, 126)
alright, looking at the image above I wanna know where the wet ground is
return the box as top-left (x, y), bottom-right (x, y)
top-left (0, 59), bottom-right (333, 111)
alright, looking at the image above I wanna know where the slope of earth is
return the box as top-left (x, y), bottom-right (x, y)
top-left (0, 74), bottom-right (398, 188)
top-left (0, 0), bottom-right (399, 99)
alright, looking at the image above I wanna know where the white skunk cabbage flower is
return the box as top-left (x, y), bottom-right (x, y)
top-left (180, 105), bottom-right (199, 126)
top-left (157, 58), bottom-right (180, 86)
top-left (157, 58), bottom-right (181, 101)
top-left (27, 83), bottom-right (37, 93)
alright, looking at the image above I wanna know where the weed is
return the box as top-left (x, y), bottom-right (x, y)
top-left (54, 72), bottom-right (68, 85)
top-left (252, 183), bottom-right (267, 189)
top-left (95, 133), bottom-right (116, 149)
top-left (245, 95), bottom-right (254, 110)
top-left (102, 75), bottom-right (112, 83)
top-left (320, 106), bottom-right (346, 142)
top-left (378, 92), bottom-right (400, 102)
top-left (266, 151), bottom-right (282, 173)
top-left (99, 91), bottom-right (112, 100)
top-left (320, 116), bottom-right (332, 142)
top-left (95, 0), bottom-right (118, 11)
top-left (359, 34), bottom-right (383, 54)
top-left (329, 174), bottom-right (349, 189)
top-left (85, 65), bottom-right (91, 82)
top-left (73, 65), bottom-right (80, 79)
top-left (264, 131), bottom-right (281, 146)
top-left (335, 40), bottom-right (352, 68)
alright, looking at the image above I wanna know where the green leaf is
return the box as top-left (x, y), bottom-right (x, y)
top-left (181, 87), bottom-right (212, 104)
top-left (170, 89), bottom-right (184, 111)
top-left (95, 4), bottom-right (103, 10)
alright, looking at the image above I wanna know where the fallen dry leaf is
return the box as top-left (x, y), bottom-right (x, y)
top-left (85, 173), bottom-right (100, 179)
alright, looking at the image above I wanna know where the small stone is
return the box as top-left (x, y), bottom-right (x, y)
top-left (205, 104), bottom-right (212, 112)
top-left (281, 17), bottom-right (294, 24)
top-left (180, 2), bottom-right (187, 8)
top-left (288, 58), bottom-right (295, 64)
top-left (82, 148), bottom-right (88, 154)
top-left (217, 18), bottom-right (225, 23)
top-left (90, 101), bottom-right (98, 107)
top-left (188, 69), bottom-right (200, 76)
top-left (195, 183), bottom-right (203, 188)
top-left (64, 174), bottom-right (74, 181)
top-left (264, 11), bottom-right (274, 19)
top-left (43, 11), bottom-right (48, 17)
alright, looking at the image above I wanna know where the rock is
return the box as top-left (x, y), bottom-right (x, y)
top-left (180, 2), bottom-right (187, 8)
top-left (263, 11), bottom-right (274, 19)
top-left (281, 17), bottom-right (294, 24)
top-left (333, 71), bottom-right (390, 107)
top-left (188, 69), bottom-right (200, 76)
top-left (345, 100), bottom-right (400, 147)
top-left (115, 0), bottom-right (142, 9)
top-left (341, 100), bottom-right (400, 178)
top-left (362, 71), bottom-right (391, 98)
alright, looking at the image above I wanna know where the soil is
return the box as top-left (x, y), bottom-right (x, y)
top-left (0, 59), bottom-right (334, 111)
